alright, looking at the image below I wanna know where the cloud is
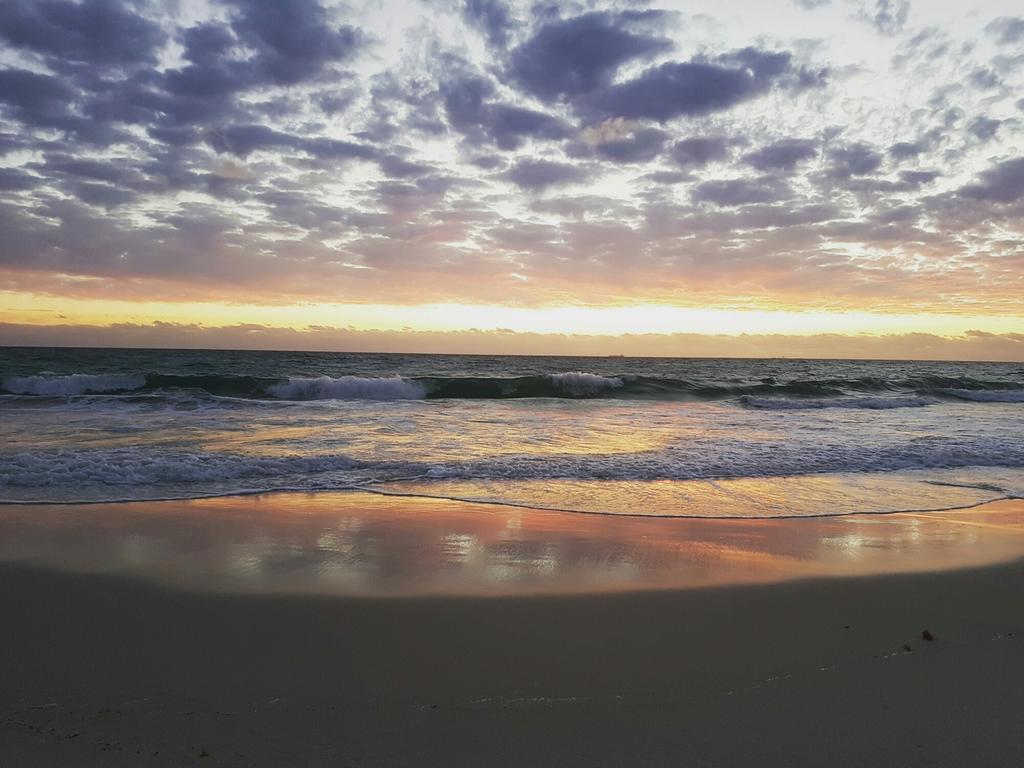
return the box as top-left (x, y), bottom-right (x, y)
top-left (959, 157), bottom-right (1024, 202)
top-left (507, 10), bottom-right (673, 100)
top-left (693, 176), bottom-right (792, 206)
top-left (594, 127), bottom-right (669, 163)
top-left (672, 137), bottom-right (733, 167)
top-left (580, 49), bottom-right (826, 123)
top-left (0, 0), bottom-right (166, 68)
top-left (969, 116), bottom-right (1003, 141)
top-left (502, 159), bottom-right (588, 190)
top-left (860, 0), bottom-right (910, 36)
top-left (0, 0), bottom-right (1021, 330)
top-left (442, 75), bottom-right (572, 149)
top-left (743, 139), bottom-right (817, 171)
top-left (463, 0), bottom-right (515, 48)
top-left (0, 167), bottom-right (40, 191)
top-left (899, 169), bottom-right (940, 186)
top-left (206, 124), bottom-right (377, 161)
top-left (825, 143), bottom-right (883, 178)
top-left (223, 0), bottom-right (363, 86)
top-left (985, 16), bottom-right (1024, 45)
top-left (3, 322), bottom-right (1023, 361)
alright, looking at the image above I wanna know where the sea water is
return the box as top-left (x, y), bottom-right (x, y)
top-left (2, 347), bottom-right (1023, 517)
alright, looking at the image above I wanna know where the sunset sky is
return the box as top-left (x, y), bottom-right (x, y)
top-left (1, 0), bottom-right (1023, 358)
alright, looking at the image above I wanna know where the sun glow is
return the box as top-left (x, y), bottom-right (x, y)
top-left (4, 292), bottom-right (1024, 339)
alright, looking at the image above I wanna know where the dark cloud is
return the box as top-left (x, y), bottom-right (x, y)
top-left (378, 154), bottom-right (432, 179)
top-left (442, 75), bottom-right (571, 149)
top-left (645, 171), bottom-right (692, 185)
top-left (147, 126), bottom-right (202, 147)
top-left (959, 157), bottom-right (1024, 203)
top-left (72, 181), bottom-right (138, 208)
top-left (463, 0), bottom-right (514, 48)
top-left (693, 177), bottom-right (792, 206)
top-left (795, 0), bottom-right (831, 8)
top-left (223, 0), bottom-right (363, 86)
top-left (0, 168), bottom-right (40, 191)
top-left (860, 0), bottom-right (910, 36)
top-left (502, 159), bottom-right (588, 190)
top-left (581, 49), bottom-right (825, 123)
top-left (969, 68), bottom-right (1001, 89)
top-left (487, 105), bottom-right (572, 148)
top-left (206, 124), bottom-right (301, 157)
top-left (985, 16), bottom-right (1024, 45)
top-left (969, 116), bottom-right (1003, 142)
top-left (889, 137), bottom-right (932, 160)
top-left (899, 169), bottom-right (940, 186)
top-left (0, 0), bottom-right (167, 68)
top-left (672, 137), bottom-right (732, 168)
top-left (594, 128), bottom-right (669, 164)
top-left (508, 11), bottom-right (672, 100)
top-left (206, 124), bottom-right (377, 161)
top-left (826, 143), bottom-right (883, 178)
top-left (743, 139), bottom-right (817, 172)
top-left (0, 67), bottom-right (123, 144)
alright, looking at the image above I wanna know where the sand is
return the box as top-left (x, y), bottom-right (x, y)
top-left (1, 497), bottom-right (1023, 766)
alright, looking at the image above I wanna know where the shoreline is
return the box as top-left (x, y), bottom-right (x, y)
top-left (1, 483), bottom-right (1018, 519)
top-left (2, 495), bottom-right (1024, 597)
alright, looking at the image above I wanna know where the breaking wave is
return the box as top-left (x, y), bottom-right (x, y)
top-left (940, 389), bottom-right (1024, 403)
top-left (2, 373), bottom-right (146, 396)
top-left (3, 371), bottom-right (1024, 403)
top-left (266, 376), bottom-right (427, 400)
top-left (4, 433), bottom-right (1024, 503)
top-left (740, 395), bottom-right (940, 410)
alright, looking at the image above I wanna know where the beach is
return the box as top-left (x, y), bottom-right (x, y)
top-left (2, 495), bottom-right (1023, 766)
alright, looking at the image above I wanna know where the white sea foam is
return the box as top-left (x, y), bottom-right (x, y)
top-left (547, 372), bottom-right (623, 397)
top-left (266, 376), bottom-right (426, 400)
top-left (940, 389), bottom-right (1024, 403)
top-left (0, 449), bottom-right (369, 489)
top-left (2, 373), bottom-right (147, 396)
top-left (740, 395), bottom-right (940, 410)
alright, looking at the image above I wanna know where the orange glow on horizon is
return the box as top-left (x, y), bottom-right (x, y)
top-left (5, 291), bottom-right (1024, 340)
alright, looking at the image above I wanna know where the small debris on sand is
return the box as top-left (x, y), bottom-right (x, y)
top-left (921, 629), bottom-right (935, 642)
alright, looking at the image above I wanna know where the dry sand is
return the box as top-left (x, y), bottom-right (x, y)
top-left (1, 497), bottom-right (1023, 766)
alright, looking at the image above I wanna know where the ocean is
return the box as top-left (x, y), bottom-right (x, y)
top-left (2, 346), bottom-right (1023, 517)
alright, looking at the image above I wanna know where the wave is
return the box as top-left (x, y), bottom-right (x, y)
top-left (939, 388), bottom-right (1024, 403)
top-left (267, 376), bottom-right (427, 400)
top-left (3, 370), bottom-right (1023, 403)
top-left (5, 435), bottom-right (1024, 496)
top-left (2, 373), bottom-right (146, 396)
top-left (0, 449), bottom-right (374, 489)
top-left (740, 395), bottom-right (940, 410)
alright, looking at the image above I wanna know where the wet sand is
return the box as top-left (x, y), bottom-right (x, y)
top-left (1, 496), bottom-right (1023, 766)
top-left (2, 492), bottom-right (1024, 596)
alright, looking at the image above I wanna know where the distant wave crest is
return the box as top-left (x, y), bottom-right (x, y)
top-left (1, 373), bottom-right (146, 396)
top-left (740, 395), bottom-right (940, 410)
top-left (267, 376), bottom-right (426, 400)
top-left (547, 372), bottom-right (623, 396)
top-left (939, 388), bottom-right (1024, 403)
top-left (3, 370), bottom-right (1024, 403)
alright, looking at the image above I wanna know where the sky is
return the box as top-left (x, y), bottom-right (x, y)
top-left (0, 0), bottom-right (1023, 358)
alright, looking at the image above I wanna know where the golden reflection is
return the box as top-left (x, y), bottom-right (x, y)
top-left (195, 403), bottom-right (678, 460)
top-left (0, 494), bottom-right (1023, 597)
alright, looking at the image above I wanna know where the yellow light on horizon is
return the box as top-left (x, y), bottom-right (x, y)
top-left (3, 291), bottom-right (1024, 339)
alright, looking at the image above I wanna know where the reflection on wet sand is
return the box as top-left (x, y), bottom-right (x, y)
top-left (1, 493), bottom-right (1023, 596)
